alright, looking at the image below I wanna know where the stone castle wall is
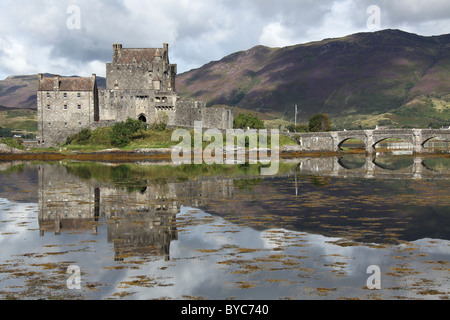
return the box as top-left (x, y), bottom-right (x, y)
top-left (37, 43), bottom-right (233, 147)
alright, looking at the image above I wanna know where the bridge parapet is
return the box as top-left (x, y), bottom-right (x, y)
top-left (286, 129), bottom-right (450, 154)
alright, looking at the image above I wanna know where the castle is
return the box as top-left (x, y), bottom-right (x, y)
top-left (37, 43), bottom-right (233, 147)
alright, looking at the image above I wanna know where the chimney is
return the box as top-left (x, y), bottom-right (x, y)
top-left (163, 43), bottom-right (169, 62)
top-left (54, 74), bottom-right (60, 90)
top-left (113, 44), bottom-right (122, 63)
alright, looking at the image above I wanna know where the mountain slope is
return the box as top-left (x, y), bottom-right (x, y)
top-left (176, 29), bottom-right (450, 125)
top-left (0, 74), bottom-right (106, 110)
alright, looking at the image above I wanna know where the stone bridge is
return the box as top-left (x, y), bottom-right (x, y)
top-left (287, 129), bottom-right (450, 154)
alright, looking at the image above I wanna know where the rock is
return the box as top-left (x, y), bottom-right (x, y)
top-left (132, 148), bottom-right (173, 155)
top-left (282, 145), bottom-right (302, 152)
top-left (0, 143), bottom-right (26, 154)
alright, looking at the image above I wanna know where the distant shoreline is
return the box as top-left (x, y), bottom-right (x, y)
top-left (0, 147), bottom-right (448, 163)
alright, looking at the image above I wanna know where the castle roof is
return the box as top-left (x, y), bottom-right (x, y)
top-left (39, 76), bottom-right (96, 92)
top-left (115, 48), bottom-right (163, 64)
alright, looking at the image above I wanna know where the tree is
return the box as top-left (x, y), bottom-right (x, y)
top-left (233, 113), bottom-right (265, 130)
top-left (308, 113), bottom-right (332, 132)
top-left (0, 127), bottom-right (13, 138)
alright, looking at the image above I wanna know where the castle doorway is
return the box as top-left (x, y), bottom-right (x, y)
top-left (138, 114), bottom-right (147, 123)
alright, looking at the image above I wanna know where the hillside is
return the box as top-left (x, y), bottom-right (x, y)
top-left (176, 29), bottom-right (450, 128)
top-left (1, 29), bottom-right (450, 129)
top-left (0, 74), bottom-right (106, 110)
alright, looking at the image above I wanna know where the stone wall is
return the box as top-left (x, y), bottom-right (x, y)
top-left (37, 78), bottom-right (98, 147)
top-left (202, 106), bottom-right (234, 130)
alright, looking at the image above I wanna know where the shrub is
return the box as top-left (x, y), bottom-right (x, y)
top-left (110, 118), bottom-right (147, 147)
top-left (286, 124), bottom-right (309, 133)
top-left (0, 127), bottom-right (14, 138)
top-left (308, 114), bottom-right (332, 132)
top-left (65, 128), bottom-right (92, 145)
top-left (233, 113), bottom-right (265, 129)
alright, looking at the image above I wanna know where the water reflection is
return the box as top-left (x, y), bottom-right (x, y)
top-left (0, 156), bottom-right (449, 300)
top-left (38, 164), bottom-right (234, 261)
top-left (33, 157), bottom-right (450, 249)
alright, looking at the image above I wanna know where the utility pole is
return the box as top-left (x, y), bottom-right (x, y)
top-left (295, 104), bottom-right (298, 131)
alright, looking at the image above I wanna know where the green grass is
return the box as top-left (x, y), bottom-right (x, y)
top-left (0, 137), bottom-right (26, 150)
top-left (63, 125), bottom-right (297, 151)
top-left (0, 109), bottom-right (37, 132)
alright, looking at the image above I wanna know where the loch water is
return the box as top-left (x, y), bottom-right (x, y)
top-left (0, 155), bottom-right (449, 300)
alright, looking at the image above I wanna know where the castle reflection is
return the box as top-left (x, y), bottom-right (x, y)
top-left (37, 164), bottom-right (233, 261)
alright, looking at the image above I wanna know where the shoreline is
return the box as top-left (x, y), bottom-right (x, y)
top-left (0, 147), bottom-right (448, 162)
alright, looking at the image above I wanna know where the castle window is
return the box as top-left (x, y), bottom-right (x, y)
top-left (47, 105), bottom-right (50, 110)
top-left (78, 105), bottom-right (81, 110)
top-left (64, 93), bottom-right (67, 98)
top-left (64, 122), bottom-right (67, 126)
top-left (64, 105), bottom-right (68, 110)
top-left (153, 80), bottom-right (161, 91)
top-left (77, 93), bottom-right (81, 97)
top-left (46, 93), bottom-right (50, 98)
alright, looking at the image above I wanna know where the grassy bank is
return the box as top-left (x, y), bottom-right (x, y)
top-left (62, 124), bottom-right (298, 152)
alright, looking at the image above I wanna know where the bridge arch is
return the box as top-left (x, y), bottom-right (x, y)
top-left (337, 137), bottom-right (365, 151)
top-left (372, 136), bottom-right (414, 151)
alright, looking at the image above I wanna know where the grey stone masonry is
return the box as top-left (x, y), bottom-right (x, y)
top-left (37, 43), bottom-right (233, 147)
top-left (37, 74), bottom-right (98, 146)
top-left (287, 129), bottom-right (450, 154)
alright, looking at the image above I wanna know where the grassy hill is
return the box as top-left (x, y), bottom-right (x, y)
top-left (177, 29), bottom-right (450, 129)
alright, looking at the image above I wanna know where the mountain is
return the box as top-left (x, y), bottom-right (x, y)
top-left (0, 75), bottom-right (40, 109)
top-left (176, 29), bottom-right (450, 127)
top-left (0, 74), bottom-right (106, 110)
top-left (1, 29), bottom-right (450, 128)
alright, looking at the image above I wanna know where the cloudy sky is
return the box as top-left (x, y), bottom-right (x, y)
top-left (1, 0), bottom-right (450, 79)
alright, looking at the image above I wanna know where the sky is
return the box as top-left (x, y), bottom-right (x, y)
top-left (1, 0), bottom-right (450, 79)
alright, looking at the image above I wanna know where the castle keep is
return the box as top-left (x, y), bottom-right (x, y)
top-left (37, 43), bottom-right (233, 146)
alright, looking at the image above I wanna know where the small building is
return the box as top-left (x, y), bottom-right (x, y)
top-left (37, 74), bottom-right (98, 146)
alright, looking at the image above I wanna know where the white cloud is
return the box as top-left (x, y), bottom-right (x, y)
top-left (0, 0), bottom-right (450, 79)
top-left (260, 22), bottom-right (302, 47)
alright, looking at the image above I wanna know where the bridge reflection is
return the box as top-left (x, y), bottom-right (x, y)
top-left (286, 155), bottom-right (450, 180)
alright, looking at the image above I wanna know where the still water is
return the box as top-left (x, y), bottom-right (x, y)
top-left (0, 155), bottom-right (449, 300)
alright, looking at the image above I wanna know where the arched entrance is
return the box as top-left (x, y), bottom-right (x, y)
top-left (138, 114), bottom-right (147, 123)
